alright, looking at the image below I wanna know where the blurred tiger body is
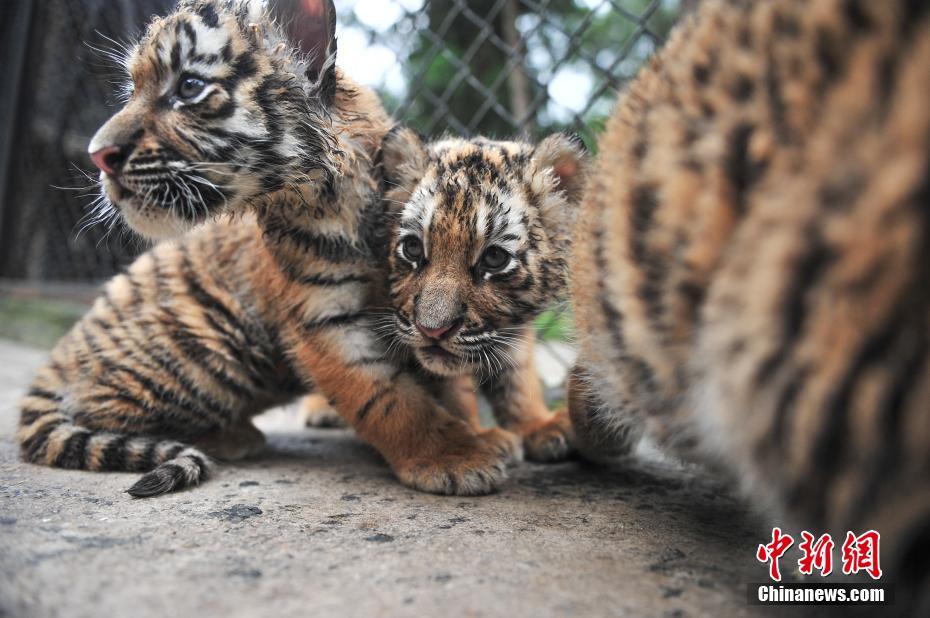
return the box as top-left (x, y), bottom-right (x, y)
top-left (18, 0), bottom-right (522, 497)
top-left (569, 0), bottom-right (930, 607)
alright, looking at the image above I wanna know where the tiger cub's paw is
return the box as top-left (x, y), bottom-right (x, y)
top-left (299, 393), bottom-right (347, 428)
top-left (520, 409), bottom-right (575, 463)
top-left (394, 428), bottom-right (522, 496)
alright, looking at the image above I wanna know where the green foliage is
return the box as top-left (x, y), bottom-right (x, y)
top-left (0, 297), bottom-right (85, 349)
top-left (535, 308), bottom-right (574, 342)
top-left (356, 0), bottom-right (682, 141)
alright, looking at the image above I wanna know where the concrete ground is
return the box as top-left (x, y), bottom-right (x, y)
top-left (0, 339), bottom-right (802, 618)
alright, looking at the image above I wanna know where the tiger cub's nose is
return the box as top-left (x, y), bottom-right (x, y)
top-left (89, 145), bottom-right (129, 176)
top-left (416, 319), bottom-right (463, 341)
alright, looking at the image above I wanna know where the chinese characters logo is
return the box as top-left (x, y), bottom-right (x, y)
top-left (757, 528), bottom-right (882, 581)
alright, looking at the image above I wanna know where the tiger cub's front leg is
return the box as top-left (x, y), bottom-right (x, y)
top-left (423, 373), bottom-right (482, 430)
top-left (480, 327), bottom-right (574, 462)
top-left (289, 323), bottom-right (521, 495)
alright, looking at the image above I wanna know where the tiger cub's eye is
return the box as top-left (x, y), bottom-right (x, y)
top-left (480, 246), bottom-right (511, 273)
top-left (177, 75), bottom-right (207, 100)
top-left (401, 236), bottom-right (424, 262)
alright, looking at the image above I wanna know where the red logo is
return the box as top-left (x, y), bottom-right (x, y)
top-left (758, 529), bottom-right (881, 581)
top-left (798, 532), bottom-right (835, 576)
top-left (757, 527), bottom-right (794, 582)
top-left (841, 530), bottom-right (882, 580)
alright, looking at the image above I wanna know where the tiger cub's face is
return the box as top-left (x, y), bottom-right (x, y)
top-left (87, 0), bottom-right (337, 239)
top-left (382, 129), bottom-right (588, 377)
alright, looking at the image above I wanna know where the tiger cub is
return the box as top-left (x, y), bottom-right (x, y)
top-left (17, 0), bottom-right (521, 497)
top-left (568, 0), bottom-right (929, 609)
top-left (376, 129), bottom-right (587, 462)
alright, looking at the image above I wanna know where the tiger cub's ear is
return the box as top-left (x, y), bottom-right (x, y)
top-left (269, 0), bottom-right (338, 103)
top-left (526, 133), bottom-right (589, 206)
top-left (380, 126), bottom-right (430, 208)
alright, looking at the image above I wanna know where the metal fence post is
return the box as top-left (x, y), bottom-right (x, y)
top-left (0, 0), bottom-right (36, 277)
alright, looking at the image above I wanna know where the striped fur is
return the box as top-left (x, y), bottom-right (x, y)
top-left (378, 130), bottom-right (588, 461)
top-left (18, 0), bottom-right (521, 497)
top-left (568, 0), bottom-right (930, 611)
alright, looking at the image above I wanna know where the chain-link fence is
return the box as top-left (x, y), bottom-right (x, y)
top-left (0, 0), bottom-right (684, 284)
top-left (0, 0), bottom-right (174, 282)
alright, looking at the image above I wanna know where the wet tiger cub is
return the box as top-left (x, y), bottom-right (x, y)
top-left (17, 0), bottom-right (521, 497)
top-left (379, 129), bottom-right (587, 462)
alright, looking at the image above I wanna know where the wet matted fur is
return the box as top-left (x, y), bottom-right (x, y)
top-left (379, 129), bottom-right (588, 462)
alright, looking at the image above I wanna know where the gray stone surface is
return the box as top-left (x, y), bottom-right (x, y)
top-left (0, 339), bottom-right (796, 618)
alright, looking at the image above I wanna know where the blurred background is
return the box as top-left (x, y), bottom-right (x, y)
top-left (0, 0), bottom-right (686, 361)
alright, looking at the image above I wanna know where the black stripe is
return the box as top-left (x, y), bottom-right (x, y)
top-left (19, 408), bottom-right (48, 426)
top-left (901, 0), bottom-right (930, 38)
top-left (99, 435), bottom-right (129, 471)
top-left (731, 74), bottom-right (754, 101)
top-left (755, 231), bottom-right (834, 385)
top-left (381, 399), bottom-right (397, 418)
top-left (294, 272), bottom-right (370, 287)
top-left (170, 41), bottom-right (182, 73)
top-left (765, 50), bottom-right (790, 144)
top-left (692, 62), bottom-right (711, 85)
top-left (815, 26), bottom-right (841, 84)
top-left (53, 430), bottom-right (91, 469)
top-left (592, 224), bottom-right (658, 400)
top-left (140, 439), bottom-right (159, 470)
top-left (301, 312), bottom-right (366, 333)
top-left (21, 418), bottom-right (66, 462)
top-left (726, 123), bottom-right (766, 216)
top-left (181, 20), bottom-right (198, 50)
top-left (843, 0), bottom-right (873, 32)
top-left (264, 226), bottom-right (368, 262)
top-left (629, 184), bottom-right (667, 327)
top-left (356, 386), bottom-right (391, 422)
top-left (196, 3), bottom-right (219, 28)
top-left (26, 387), bottom-right (62, 402)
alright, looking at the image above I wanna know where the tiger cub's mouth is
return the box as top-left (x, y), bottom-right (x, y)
top-left (413, 342), bottom-right (468, 376)
top-left (420, 344), bottom-right (458, 361)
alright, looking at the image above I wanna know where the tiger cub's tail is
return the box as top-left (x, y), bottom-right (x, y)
top-left (17, 385), bottom-right (211, 498)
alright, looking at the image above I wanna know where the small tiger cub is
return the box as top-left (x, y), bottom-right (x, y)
top-left (378, 128), bottom-right (588, 461)
top-left (568, 0), bottom-right (930, 610)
